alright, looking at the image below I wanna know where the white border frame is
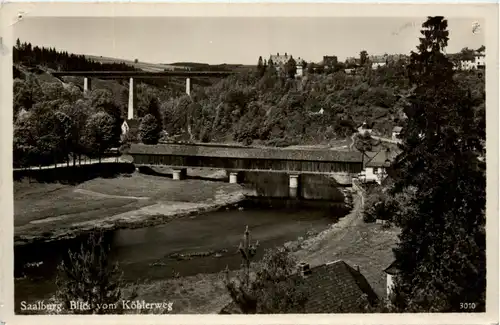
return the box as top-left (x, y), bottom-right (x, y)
top-left (0, 3), bottom-right (498, 325)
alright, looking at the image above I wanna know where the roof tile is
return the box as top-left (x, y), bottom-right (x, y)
top-left (220, 260), bottom-right (378, 314)
top-left (129, 144), bottom-right (363, 163)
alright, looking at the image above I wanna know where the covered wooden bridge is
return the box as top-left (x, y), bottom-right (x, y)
top-left (128, 143), bottom-right (363, 196)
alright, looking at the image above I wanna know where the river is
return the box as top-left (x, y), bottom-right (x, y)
top-left (14, 198), bottom-right (348, 312)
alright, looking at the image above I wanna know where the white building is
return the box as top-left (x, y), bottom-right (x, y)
top-left (121, 119), bottom-right (140, 137)
top-left (268, 52), bottom-right (305, 78)
top-left (460, 52), bottom-right (486, 70)
top-left (370, 54), bottom-right (388, 69)
top-left (360, 149), bottom-right (395, 184)
top-left (392, 126), bottom-right (403, 141)
top-left (357, 122), bottom-right (372, 135)
top-left (383, 261), bottom-right (400, 300)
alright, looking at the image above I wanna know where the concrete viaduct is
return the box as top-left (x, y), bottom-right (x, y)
top-left (51, 70), bottom-right (234, 119)
top-left (128, 143), bottom-right (364, 198)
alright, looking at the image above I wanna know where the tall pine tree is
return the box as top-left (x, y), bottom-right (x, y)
top-left (389, 16), bottom-right (486, 312)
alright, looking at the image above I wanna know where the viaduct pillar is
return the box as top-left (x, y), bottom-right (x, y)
top-left (186, 77), bottom-right (191, 96)
top-left (289, 174), bottom-right (300, 198)
top-left (83, 77), bottom-right (91, 95)
top-left (172, 168), bottom-right (187, 181)
top-left (128, 77), bottom-right (136, 120)
top-left (229, 172), bottom-right (238, 184)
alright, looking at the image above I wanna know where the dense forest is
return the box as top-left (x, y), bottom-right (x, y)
top-left (13, 39), bottom-right (138, 72)
top-left (12, 40), bottom-right (485, 169)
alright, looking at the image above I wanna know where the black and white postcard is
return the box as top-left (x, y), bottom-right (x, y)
top-left (0, 3), bottom-right (498, 325)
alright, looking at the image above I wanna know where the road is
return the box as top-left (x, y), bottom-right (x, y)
top-left (371, 135), bottom-right (402, 145)
top-left (13, 157), bottom-right (123, 171)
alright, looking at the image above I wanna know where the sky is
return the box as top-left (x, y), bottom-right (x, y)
top-left (14, 17), bottom-right (485, 65)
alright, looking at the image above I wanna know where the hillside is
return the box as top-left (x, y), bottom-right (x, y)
top-left (12, 39), bottom-right (485, 169)
top-left (85, 55), bottom-right (188, 72)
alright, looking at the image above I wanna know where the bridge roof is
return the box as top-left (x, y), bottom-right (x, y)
top-left (51, 71), bottom-right (234, 78)
top-left (129, 143), bottom-right (363, 163)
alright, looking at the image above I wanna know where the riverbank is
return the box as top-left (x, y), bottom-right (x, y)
top-left (14, 171), bottom-right (246, 246)
top-left (124, 189), bottom-right (399, 314)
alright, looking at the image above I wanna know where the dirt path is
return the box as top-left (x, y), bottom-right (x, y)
top-left (349, 133), bottom-right (357, 150)
top-left (74, 188), bottom-right (150, 200)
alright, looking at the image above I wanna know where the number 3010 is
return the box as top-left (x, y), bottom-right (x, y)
top-left (460, 303), bottom-right (476, 310)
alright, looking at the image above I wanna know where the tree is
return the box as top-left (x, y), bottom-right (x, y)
top-left (56, 231), bottom-right (131, 314)
top-left (388, 16), bottom-right (486, 312)
top-left (360, 50), bottom-right (369, 66)
top-left (476, 45), bottom-right (485, 53)
top-left (60, 99), bottom-right (90, 166)
top-left (54, 111), bottom-right (74, 166)
top-left (83, 112), bottom-right (115, 162)
top-left (224, 227), bottom-right (308, 313)
top-left (147, 97), bottom-right (162, 126)
top-left (460, 47), bottom-right (475, 61)
top-left (88, 89), bottom-right (121, 145)
top-left (257, 56), bottom-right (265, 78)
top-left (13, 75), bottom-right (43, 114)
top-left (138, 114), bottom-right (161, 144)
top-left (29, 102), bottom-right (66, 166)
top-left (13, 113), bottom-right (37, 168)
top-left (354, 131), bottom-right (375, 162)
top-left (285, 57), bottom-right (297, 79)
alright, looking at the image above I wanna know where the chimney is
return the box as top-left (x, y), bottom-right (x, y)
top-left (298, 262), bottom-right (311, 277)
top-left (354, 264), bottom-right (360, 272)
top-left (277, 52), bottom-right (279, 56)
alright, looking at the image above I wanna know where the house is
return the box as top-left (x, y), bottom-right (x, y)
top-left (220, 260), bottom-right (379, 314)
top-left (457, 51), bottom-right (486, 70)
top-left (370, 54), bottom-right (388, 69)
top-left (383, 260), bottom-right (401, 300)
top-left (345, 56), bottom-right (359, 66)
top-left (361, 149), bottom-right (396, 184)
top-left (323, 55), bottom-right (338, 69)
top-left (392, 126), bottom-right (403, 141)
top-left (268, 52), bottom-right (305, 78)
top-left (269, 52), bottom-right (291, 66)
top-left (295, 57), bottom-right (305, 77)
top-left (121, 118), bottom-right (140, 137)
top-left (357, 122), bottom-right (372, 135)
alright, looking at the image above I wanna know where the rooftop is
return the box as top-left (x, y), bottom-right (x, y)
top-left (364, 149), bottom-right (399, 168)
top-left (220, 260), bottom-right (379, 314)
top-left (384, 260), bottom-right (401, 275)
top-left (128, 143), bottom-right (364, 163)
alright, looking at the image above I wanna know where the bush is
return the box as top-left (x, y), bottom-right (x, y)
top-left (55, 231), bottom-right (131, 314)
top-left (138, 114), bottom-right (161, 144)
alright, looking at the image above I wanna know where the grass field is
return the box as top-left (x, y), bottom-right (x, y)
top-left (14, 171), bottom-right (242, 240)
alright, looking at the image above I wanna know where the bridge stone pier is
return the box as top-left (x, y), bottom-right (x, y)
top-left (172, 168), bottom-right (187, 180)
top-left (128, 77), bottom-right (136, 120)
top-left (83, 77), bottom-right (92, 95)
top-left (289, 174), bottom-right (299, 198)
top-left (229, 171), bottom-right (239, 184)
top-left (186, 78), bottom-right (191, 96)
